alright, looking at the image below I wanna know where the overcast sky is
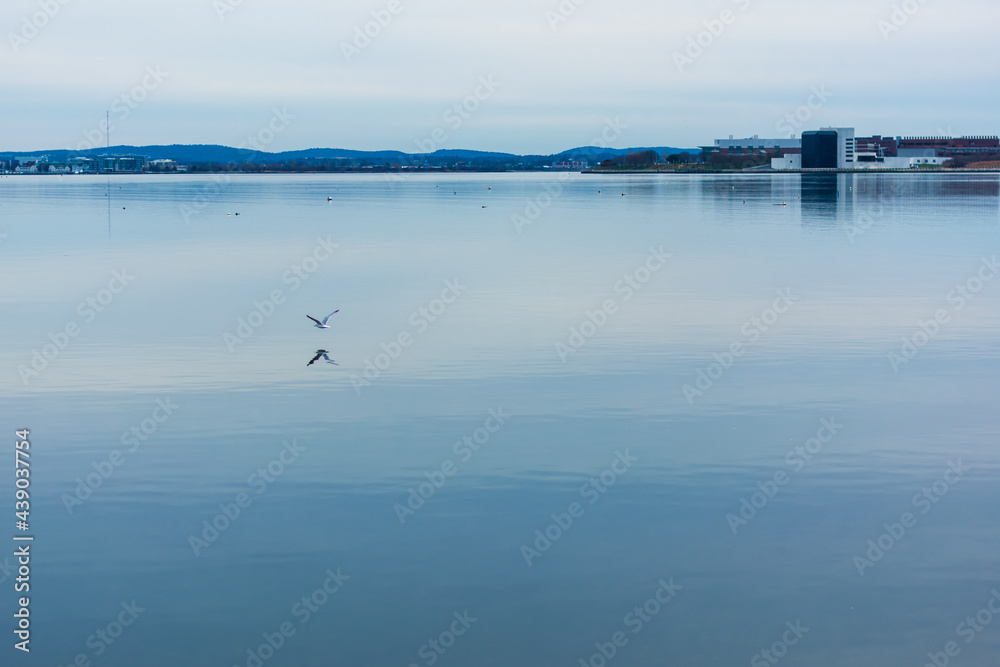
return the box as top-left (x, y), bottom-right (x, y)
top-left (2, 0), bottom-right (998, 154)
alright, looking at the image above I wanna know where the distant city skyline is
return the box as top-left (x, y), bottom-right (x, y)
top-left (2, 0), bottom-right (998, 154)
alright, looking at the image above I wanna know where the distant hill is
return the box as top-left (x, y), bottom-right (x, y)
top-left (0, 144), bottom-right (699, 165)
top-left (555, 146), bottom-right (695, 158)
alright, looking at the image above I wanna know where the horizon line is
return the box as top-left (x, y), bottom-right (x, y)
top-left (0, 142), bottom-right (702, 157)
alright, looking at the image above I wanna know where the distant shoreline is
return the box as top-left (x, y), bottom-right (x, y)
top-left (584, 168), bottom-right (1000, 175)
top-left (3, 168), bottom-right (1000, 177)
top-left (0, 169), bottom-right (563, 176)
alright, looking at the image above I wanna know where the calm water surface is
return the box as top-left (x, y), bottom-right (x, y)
top-left (1, 172), bottom-right (998, 666)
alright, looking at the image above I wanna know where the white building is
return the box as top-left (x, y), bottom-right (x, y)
top-left (823, 127), bottom-right (856, 169)
top-left (772, 153), bottom-right (950, 171)
top-left (771, 154), bottom-right (802, 170)
top-left (711, 135), bottom-right (801, 155)
top-left (852, 155), bottom-right (949, 169)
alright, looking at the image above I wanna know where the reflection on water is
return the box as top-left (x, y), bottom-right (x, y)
top-left (799, 172), bottom-right (1000, 228)
top-left (1, 173), bottom-right (999, 667)
top-left (307, 349), bottom-right (338, 366)
top-left (800, 173), bottom-right (843, 223)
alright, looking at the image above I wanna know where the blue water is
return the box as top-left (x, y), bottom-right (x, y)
top-left (1, 172), bottom-right (998, 666)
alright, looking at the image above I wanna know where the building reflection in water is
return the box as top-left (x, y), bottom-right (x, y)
top-left (801, 173), bottom-right (999, 229)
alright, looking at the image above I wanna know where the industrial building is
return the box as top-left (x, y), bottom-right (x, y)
top-left (703, 135), bottom-right (801, 157)
top-left (702, 127), bottom-right (997, 171)
top-left (95, 154), bottom-right (148, 173)
top-left (897, 136), bottom-right (1000, 157)
top-left (799, 128), bottom-right (855, 169)
top-left (762, 128), bottom-right (996, 171)
top-left (1, 154), bottom-right (149, 174)
top-left (855, 136), bottom-right (898, 157)
top-left (801, 130), bottom-right (838, 169)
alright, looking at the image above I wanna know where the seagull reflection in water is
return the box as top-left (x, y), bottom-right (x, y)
top-left (307, 350), bottom-right (338, 366)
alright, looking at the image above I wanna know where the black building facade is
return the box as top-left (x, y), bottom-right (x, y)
top-left (802, 131), bottom-right (838, 169)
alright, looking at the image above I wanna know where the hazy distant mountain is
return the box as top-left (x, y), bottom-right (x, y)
top-left (555, 146), bottom-right (694, 158)
top-left (0, 144), bottom-right (699, 164)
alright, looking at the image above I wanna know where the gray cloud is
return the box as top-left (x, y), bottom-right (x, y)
top-left (2, 0), bottom-right (997, 152)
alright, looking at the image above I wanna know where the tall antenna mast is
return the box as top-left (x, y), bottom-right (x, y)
top-left (106, 111), bottom-right (110, 152)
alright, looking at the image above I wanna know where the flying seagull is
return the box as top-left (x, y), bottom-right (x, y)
top-left (307, 350), bottom-right (338, 366)
top-left (307, 310), bottom-right (340, 328)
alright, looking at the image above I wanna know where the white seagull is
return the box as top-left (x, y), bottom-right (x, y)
top-left (307, 310), bottom-right (340, 329)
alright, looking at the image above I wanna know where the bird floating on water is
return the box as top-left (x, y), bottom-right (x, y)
top-left (306, 310), bottom-right (340, 329)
